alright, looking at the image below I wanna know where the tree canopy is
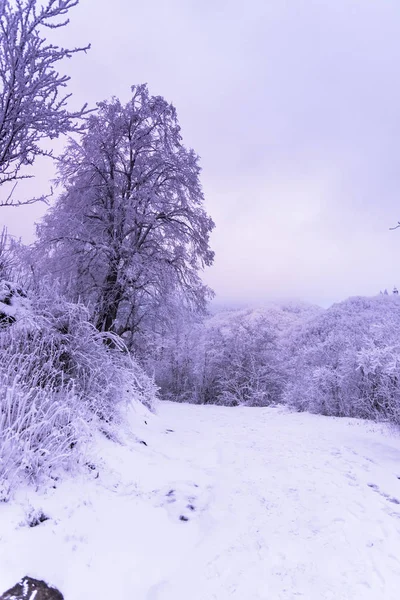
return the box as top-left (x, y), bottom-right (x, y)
top-left (37, 84), bottom-right (215, 344)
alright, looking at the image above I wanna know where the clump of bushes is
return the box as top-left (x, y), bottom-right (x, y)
top-left (0, 285), bottom-right (157, 501)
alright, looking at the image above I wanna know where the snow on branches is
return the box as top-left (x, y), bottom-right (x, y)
top-left (0, 0), bottom-right (90, 204)
top-left (36, 84), bottom-right (214, 342)
top-left (284, 295), bottom-right (400, 424)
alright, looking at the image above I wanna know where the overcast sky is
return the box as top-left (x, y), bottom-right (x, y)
top-left (2, 0), bottom-right (400, 307)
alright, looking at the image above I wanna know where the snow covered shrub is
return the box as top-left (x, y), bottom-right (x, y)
top-left (0, 288), bottom-right (157, 499)
top-left (15, 292), bottom-right (155, 418)
top-left (0, 280), bottom-right (31, 328)
top-left (284, 295), bottom-right (400, 424)
top-left (0, 370), bottom-right (83, 501)
top-left (24, 506), bottom-right (50, 528)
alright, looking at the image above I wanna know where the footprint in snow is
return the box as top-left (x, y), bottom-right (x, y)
top-left (164, 488), bottom-right (197, 522)
top-left (367, 483), bottom-right (400, 505)
top-left (154, 481), bottom-right (208, 523)
top-left (387, 496), bottom-right (400, 504)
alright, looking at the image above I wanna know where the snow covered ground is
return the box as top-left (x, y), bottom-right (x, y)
top-left (1, 401), bottom-right (400, 599)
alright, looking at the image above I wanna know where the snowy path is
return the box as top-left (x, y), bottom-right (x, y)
top-left (149, 404), bottom-right (400, 600)
top-left (1, 402), bottom-right (400, 599)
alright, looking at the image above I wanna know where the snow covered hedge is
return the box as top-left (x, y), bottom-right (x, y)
top-left (0, 284), bottom-right (157, 500)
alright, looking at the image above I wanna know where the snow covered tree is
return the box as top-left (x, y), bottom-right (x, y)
top-left (144, 304), bottom-right (206, 402)
top-left (200, 311), bottom-right (285, 406)
top-left (0, 0), bottom-right (89, 205)
top-left (151, 304), bottom-right (314, 406)
top-left (284, 295), bottom-right (400, 424)
top-left (0, 227), bottom-right (14, 279)
top-left (36, 84), bottom-right (214, 344)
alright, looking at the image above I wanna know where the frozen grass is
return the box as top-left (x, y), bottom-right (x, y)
top-left (0, 292), bottom-right (157, 501)
top-left (0, 374), bottom-right (84, 502)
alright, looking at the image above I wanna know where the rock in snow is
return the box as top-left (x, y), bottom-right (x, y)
top-left (0, 576), bottom-right (63, 599)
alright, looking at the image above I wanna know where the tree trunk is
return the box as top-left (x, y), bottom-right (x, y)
top-left (95, 267), bottom-right (123, 334)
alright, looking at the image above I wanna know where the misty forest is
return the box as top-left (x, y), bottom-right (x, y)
top-left (1, 2), bottom-right (400, 599)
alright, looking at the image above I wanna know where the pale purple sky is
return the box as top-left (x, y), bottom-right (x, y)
top-left (1, 0), bottom-right (400, 307)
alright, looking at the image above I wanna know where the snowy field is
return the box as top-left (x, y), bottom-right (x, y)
top-left (1, 401), bottom-right (400, 600)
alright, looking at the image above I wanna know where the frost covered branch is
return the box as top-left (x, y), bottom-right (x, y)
top-left (0, 0), bottom-right (90, 205)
